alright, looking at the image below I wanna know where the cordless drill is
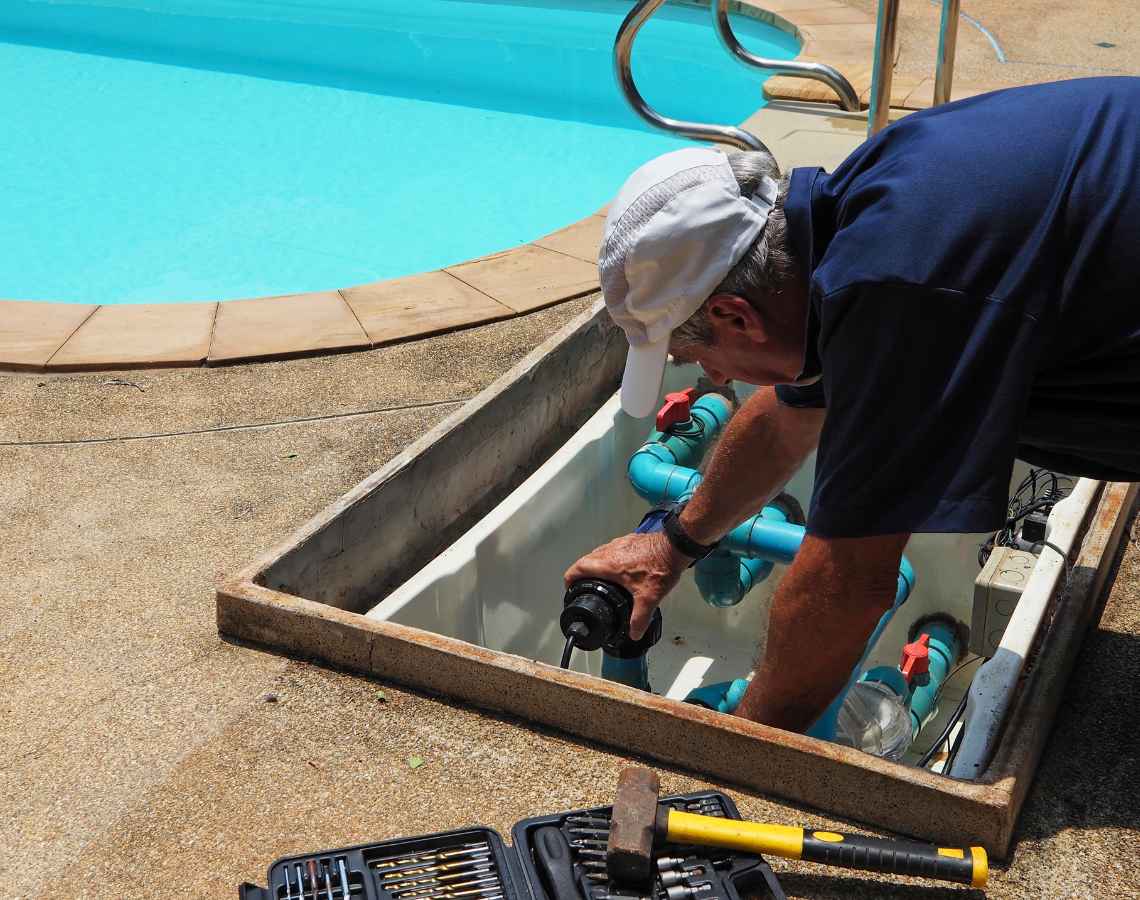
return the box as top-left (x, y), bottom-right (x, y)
top-left (558, 509), bottom-right (667, 690)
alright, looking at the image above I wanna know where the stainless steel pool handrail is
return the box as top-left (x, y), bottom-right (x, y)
top-left (712, 0), bottom-right (859, 113)
top-left (869, 0), bottom-right (961, 136)
top-left (867, 0), bottom-right (900, 136)
top-left (933, 0), bottom-right (961, 106)
top-left (615, 0), bottom-right (770, 152)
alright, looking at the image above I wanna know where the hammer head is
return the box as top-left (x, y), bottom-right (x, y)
top-left (607, 767), bottom-right (667, 885)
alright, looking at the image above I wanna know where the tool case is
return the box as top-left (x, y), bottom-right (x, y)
top-left (238, 790), bottom-right (786, 900)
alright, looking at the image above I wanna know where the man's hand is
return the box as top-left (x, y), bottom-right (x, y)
top-left (563, 531), bottom-right (691, 640)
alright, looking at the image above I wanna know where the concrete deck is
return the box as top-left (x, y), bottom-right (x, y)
top-left (2, 297), bottom-right (1137, 899)
top-left (4, 4), bottom-right (1139, 898)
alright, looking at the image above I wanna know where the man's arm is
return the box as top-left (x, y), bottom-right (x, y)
top-left (735, 532), bottom-right (909, 731)
top-left (564, 386), bottom-right (824, 639)
top-left (679, 385), bottom-right (825, 544)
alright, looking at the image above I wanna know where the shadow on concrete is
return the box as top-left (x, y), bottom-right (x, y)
top-left (1009, 626), bottom-right (1140, 847)
top-left (767, 873), bottom-right (987, 899)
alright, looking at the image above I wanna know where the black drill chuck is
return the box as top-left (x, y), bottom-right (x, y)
top-left (560, 579), bottom-right (662, 660)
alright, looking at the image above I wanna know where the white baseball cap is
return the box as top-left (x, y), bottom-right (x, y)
top-left (598, 147), bottom-right (778, 417)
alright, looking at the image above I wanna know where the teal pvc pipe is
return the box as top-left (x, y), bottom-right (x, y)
top-left (720, 515), bottom-right (805, 564)
top-left (904, 620), bottom-right (958, 737)
top-left (805, 568), bottom-right (915, 741)
top-left (626, 393), bottom-right (732, 505)
top-left (601, 651), bottom-right (651, 691)
top-left (685, 677), bottom-right (751, 713)
top-left (624, 391), bottom-right (920, 737)
top-left (693, 506), bottom-right (787, 607)
top-left (628, 452), bottom-right (807, 563)
top-left (627, 444), bottom-right (703, 506)
top-left (694, 551), bottom-right (773, 608)
top-left (648, 392), bottom-right (734, 469)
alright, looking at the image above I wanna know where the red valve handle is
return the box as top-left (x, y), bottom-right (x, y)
top-left (656, 388), bottom-right (697, 432)
top-left (899, 633), bottom-right (931, 684)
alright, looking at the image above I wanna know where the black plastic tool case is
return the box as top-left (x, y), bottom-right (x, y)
top-left (238, 791), bottom-right (785, 900)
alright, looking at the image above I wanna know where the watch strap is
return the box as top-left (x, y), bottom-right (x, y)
top-left (662, 504), bottom-right (720, 563)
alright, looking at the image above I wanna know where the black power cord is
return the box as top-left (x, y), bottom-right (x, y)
top-left (978, 468), bottom-right (1074, 567)
top-left (914, 654), bottom-right (983, 770)
top-left (916, 691), bottom-right (969, 769)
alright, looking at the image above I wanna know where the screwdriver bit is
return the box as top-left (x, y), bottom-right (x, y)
top-left (565, 828), bottom-right (611, 839)
top-left (568, 838), bottom-right (608, 849)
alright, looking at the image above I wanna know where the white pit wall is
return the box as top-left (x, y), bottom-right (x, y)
top-left (366, 365), bottom-right (1030, 762)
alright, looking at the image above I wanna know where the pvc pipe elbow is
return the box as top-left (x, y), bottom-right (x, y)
top-left (694, 552), bottom-right (773, 607)
top-left (627, 446), bottom-right (701, 505)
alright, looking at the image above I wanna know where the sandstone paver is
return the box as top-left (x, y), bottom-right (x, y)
top-left (208, 291), bottom-right (369, 364)
top-left (341, 271), bottom-right (513, 347)
top-left (47, 302), bottom-right (217, 370)
top-left (0, 300), bottom-right (95, 371)
top-left (446, 245), bottom-right (598, 314)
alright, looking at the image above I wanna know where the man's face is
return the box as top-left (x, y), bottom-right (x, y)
top-left (669, 340), bottom-right (796, 387)
top-left (668, 292), bottom-right (807, 387)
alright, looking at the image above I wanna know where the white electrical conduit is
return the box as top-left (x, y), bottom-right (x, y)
top-left (949, 477), bottom-right (1100, 778)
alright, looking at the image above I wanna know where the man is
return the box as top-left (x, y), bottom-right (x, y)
top-left (565, 77), bottom-right (1140, 733)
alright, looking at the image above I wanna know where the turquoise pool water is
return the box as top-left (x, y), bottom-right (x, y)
top-left (0, 1), bottom-right (797, 304)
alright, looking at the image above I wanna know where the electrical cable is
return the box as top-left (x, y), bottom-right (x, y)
top-left (979, 468), bottom-right (1074, 566)
top-left (916, 690), bottom-right (969, 769)
top-left (944, 721), bottom-right (967, 772)
top-left (559, 635), bottom-right (577, 669)
top-left (913, 655), bottom-right (983, 770)
top-left (1037, 539), bottom-right (1073, 582)
top-left (0, 397), bottom-right (469, 447)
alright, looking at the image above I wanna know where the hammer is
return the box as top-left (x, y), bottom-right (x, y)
top-left (606, 768), bottom-right (987, 889)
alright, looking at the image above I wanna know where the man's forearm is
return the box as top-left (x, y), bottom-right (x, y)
top-left (735, 534), bottom-right (908, 731)
top-left (680, 387), bottom-right (823, 544)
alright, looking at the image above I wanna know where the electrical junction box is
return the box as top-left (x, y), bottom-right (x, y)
top-left (970, 547), bottom-right (1038, 658)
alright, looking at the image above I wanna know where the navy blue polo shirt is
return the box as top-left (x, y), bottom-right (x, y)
top-left (774, 77), bottom-right (1140, 537)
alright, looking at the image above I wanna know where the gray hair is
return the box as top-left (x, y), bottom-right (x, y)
top-left (670, 151), bottom-right (796, 351)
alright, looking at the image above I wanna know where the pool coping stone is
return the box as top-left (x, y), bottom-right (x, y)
top-left (45, 302), bottom-right (219, 371)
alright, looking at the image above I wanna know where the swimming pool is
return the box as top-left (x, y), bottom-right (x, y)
top-left (0, 0), bottom-right (798, 305)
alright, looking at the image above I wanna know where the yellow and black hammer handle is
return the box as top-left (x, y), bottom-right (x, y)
top-left (665, 810), bottom-right (988, 888)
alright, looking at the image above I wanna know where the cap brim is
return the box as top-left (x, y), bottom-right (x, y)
top-left (621, 339), bottom-right (669, 418)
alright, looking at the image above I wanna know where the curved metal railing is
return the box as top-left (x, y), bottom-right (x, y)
top-left (615, 0), bottom-right (770, 152)
top-left (617, 0), bottom-right (959, 146)
top-left (712, 0), bottom-right (860, 112)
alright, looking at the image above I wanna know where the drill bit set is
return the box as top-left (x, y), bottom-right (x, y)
top-left (517, 795), bottom-right (784, 900)
top-left (369, 840), bottom-right (505, 900)
top-left (239, 795), bottom-right (783, 900)
top-left (239, 830), bottom-right (514, 900)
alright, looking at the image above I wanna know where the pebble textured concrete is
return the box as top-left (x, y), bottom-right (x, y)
top-left (2, 296), bottom-right (1137, 900)
top-left (4, 6), bottom-right (1140, 896)
top-left (844, 0), bottom-right (1137, 89)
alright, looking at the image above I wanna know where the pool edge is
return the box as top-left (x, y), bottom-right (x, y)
top-left (1, 0), bottom-right (881, 372)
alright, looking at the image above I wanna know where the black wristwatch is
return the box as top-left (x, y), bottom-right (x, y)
top-left (662, 502), bottom-right (720, 565)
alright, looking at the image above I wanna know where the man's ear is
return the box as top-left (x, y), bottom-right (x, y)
top-left (706, 293), bottom-right (767, 342)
